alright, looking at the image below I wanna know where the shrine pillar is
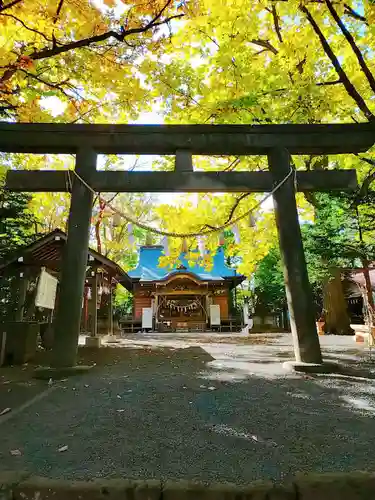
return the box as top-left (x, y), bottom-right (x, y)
top-left (52, 148), bottom-right (96, 367)
top-left (268, 147), bottom-right (322, 365)
top-left (14, 270), bottom-right (28, 322)
top-left (90, 272), bottom-right (98, 338)
top-left (108, 281), bottom-right (114, 336)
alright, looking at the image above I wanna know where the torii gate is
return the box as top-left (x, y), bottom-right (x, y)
top-left (2, 122), bottom-right (374, 370)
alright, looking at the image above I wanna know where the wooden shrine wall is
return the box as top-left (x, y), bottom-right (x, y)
top-left (213, 295), bottom-right (229, 319)
top-left (132, 284), bottom-right (230, 321)
top-left (134, 293), bottom-right (152, 319)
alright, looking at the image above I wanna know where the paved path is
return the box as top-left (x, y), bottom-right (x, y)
top-left (1, 333), bottom-right (375, 484)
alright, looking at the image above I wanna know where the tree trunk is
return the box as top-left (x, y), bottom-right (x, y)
top-left (361, 258), bottom-right (374, 310)
top-left (323, 267), bottom-right (353, 335)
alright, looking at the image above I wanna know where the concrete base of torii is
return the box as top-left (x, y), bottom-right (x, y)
top-left (283, 361), bottom-right (375, 378)
top-left (33, 365), bottom-right (94, 380)
top-left (85, 336), bottom-right (102, 348)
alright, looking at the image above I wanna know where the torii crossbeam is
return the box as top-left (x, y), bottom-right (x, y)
top-left (3, 121), bottom-right (375, 370)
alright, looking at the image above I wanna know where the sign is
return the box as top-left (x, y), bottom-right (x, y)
top-left (142, 307), bottom-right (153, 329)
top-left (210, 304), bottom-right (221, 326)
top-left (243, 303), bottom-right (249, 325)
top-left (35, 268), bottom-right (58, 310)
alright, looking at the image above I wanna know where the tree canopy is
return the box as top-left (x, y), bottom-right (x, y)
top-left (147, 0), bottom-right (375, 275)
top-left (0, 0), bottom-right (375, 289)
top-left (0, 0), bottom-right (186, 121)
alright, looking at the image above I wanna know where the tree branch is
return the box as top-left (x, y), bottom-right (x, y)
top-left (196, 28), bottom-right (219, 48)
top-left (225, 193), bottom-right (250, 224)
top-left (0, 0), bottom-right (22, 12)
top-left (223, 157), bottom-right (240, 171)
top-left (0, 2), bottom-right (184, 87)
top-left (351, 154), bottom-right (375, 204)
top-left (316, 78), bottom-right (343, 86)
top-left (28, 13), bottom-right (183, 61)
top-left (270, 5), bottom-right (283, 43)
top-left (326, 0), bottom-right (375, 94)
top-left (357, 171), bottom-right (375, 200)
top-left (344, 3), bottom-right (368, 25)
top-left (199, 191), bottom-right (252, 232)
top-left (354, 153), bottom-right (375, 168)
top-left (300, 4), bottom-right (374, 121)
top-left (19, 69), bottom-right (71, 96)
top-left (53, 0), bottom-right (65, 23)
top-left (250, 39), bottom-right (278, 55)
top-left (0, 13), bottom-right (54, 43)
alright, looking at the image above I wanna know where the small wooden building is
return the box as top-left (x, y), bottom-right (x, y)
top-left (343, 267), bottom-right (375, 324)
top-left (127, 245), bottom-right (245, 332)
top-left (0, 229), bottom-right (131, 337)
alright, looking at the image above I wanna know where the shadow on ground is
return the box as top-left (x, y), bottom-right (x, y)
top-left (1, 338), bottom-right (375, 484)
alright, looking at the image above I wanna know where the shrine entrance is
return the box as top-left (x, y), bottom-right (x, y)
top-left (2, 121), bottom-right (374, 370)
top-left (155, 275), bottom-right (209, 332)
top-left (157, 295), bottom-right (207, 332)
top-left (156, 276), bottom-right (208, 332)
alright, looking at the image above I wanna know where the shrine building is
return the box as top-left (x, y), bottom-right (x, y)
top-left (126, 245), bottom-right (245, 332)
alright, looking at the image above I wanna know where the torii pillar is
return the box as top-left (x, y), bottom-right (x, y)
top-left (51, 148), bottom-right (96, 368)
top-left (268, 148), bottom-right (322, 365)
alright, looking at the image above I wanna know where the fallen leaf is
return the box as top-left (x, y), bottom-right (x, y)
top-left (84, 384), bottom-right (89, 388)
top-left (117, 395), bottom-right (121, 399)
top-left (10, 449), bottom-right (22, 456)
top-left (199, 385), bottom-right (206, 389)
top-left (58, 445), bottom-right (68, 452)
top-left (48, 378), bottom-right (53, 386)
top-left (0, 407), bottom-right (11, 416)
top-left (117, 409), bottom-right (125, 413)
top-left (208, 386), bottom-right (216, 391)
top-left (127, 389), bottom-right (132, 393)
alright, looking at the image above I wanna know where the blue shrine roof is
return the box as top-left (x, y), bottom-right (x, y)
top-left (128, 245), bottom-right (242, 283)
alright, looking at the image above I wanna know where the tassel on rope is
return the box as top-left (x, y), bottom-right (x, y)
top-left (182, 238), bottom-right (188, 254)
top-left (161, 236), bottom-right (169, 255)
top-left (112, 212), bottom-right (122, 227)
top-left (249, 214), bottom-right (257, 228)
top-left (219, 232), bottom-right (225, 246)
top-left (197, 236), bottom-right (206, 258)
top-left (145, 232), bottom-right (153, 246)
top-left (232, 224), bottom-right (241, 244)
top-left (127, 223), bottom-right (135, 246)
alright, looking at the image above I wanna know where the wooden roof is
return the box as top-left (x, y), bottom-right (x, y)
top-left (0, 229), bottom-right (132, 289)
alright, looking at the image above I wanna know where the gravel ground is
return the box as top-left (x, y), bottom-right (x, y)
top-left (0, 367), bottom-right (49, 414)
top-left (1, 333), bottom-right (375, 484)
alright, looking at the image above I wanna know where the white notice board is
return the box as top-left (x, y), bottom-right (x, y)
top-left (210, 304), bottom-right (221, 326)
top-left (142, 307), bottom-right (153, 329)
top-left (35, 268), bottom-right (58, 310)
top-left (243, 303), bottom-right (249, 325)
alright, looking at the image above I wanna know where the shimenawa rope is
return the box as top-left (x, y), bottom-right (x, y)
top-left (66, 167), bottom-right (295, 239)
